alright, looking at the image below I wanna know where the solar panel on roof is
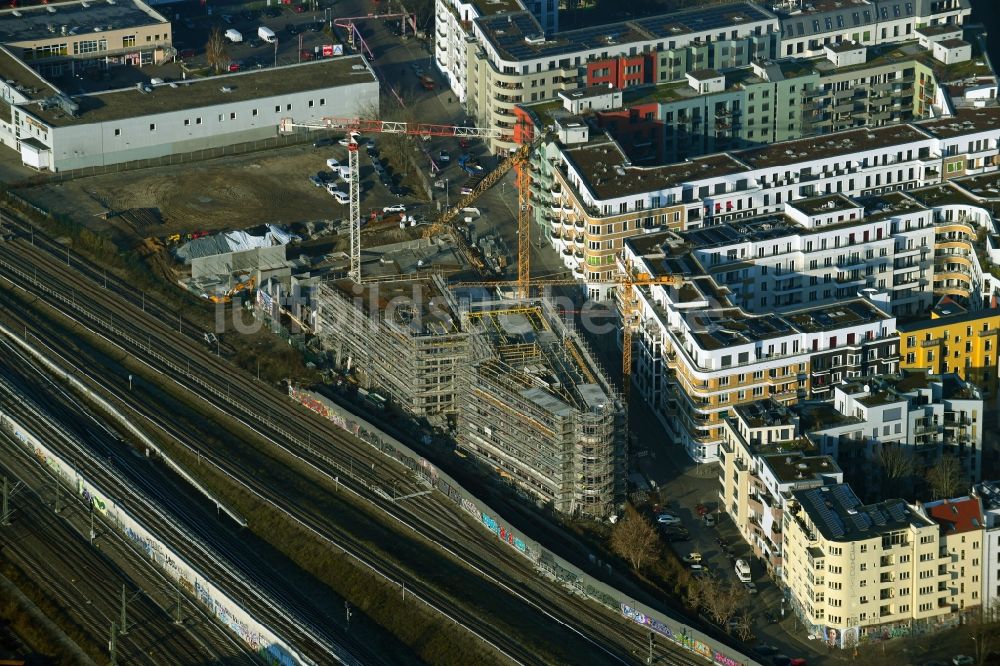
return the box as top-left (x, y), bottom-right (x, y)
top-left (870, 508), bottom-right (887, 526)
top-left (849, 512), bottom-right (870, 532)
top-left (886, 502), bottom-right (907, 522)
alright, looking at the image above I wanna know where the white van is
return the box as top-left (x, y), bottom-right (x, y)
top-left (735, 559), bottom-right (751, 583)
top-left (257, 26), bottom-right (276, 43)
top-left (224, 28), bottom-right (243, 43)
top-left (337, 165), bottom-right (352, 182)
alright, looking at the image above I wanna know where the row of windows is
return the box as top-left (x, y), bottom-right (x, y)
top-left (113, 99), bottom-right (329, 136)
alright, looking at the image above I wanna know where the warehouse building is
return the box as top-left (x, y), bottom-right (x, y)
top-left (1, 53), bottom-right (379, 171)
top-left (0, 0), bottom-right (378, 171)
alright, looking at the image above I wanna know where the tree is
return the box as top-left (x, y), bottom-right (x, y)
top-left (205, 28), bottom-right (229, 74)
top-left (925, 453), bottom-right (962, 499)
top-left (609, 505), bottom-right (659, 572)
top-left (968, 599), bottom-right (1000, 666)
top-left (734, 608), bottom-right (754, 642)
top-left (875, 443), bottom-right (915, 496)
top-left (689, 574), bottom-right (748, 628)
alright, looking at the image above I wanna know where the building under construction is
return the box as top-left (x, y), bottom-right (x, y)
top-left (460, 300), bottom-right (625, 518)
top-left (314, 275), bottom-right (469, 418)
top-left (314, 280), bottom-right (625, 518)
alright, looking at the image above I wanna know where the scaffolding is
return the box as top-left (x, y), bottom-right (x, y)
top-left (460, 299), bottom-right (625, 518)
top-left (315, 274), bottom-right (469, 419)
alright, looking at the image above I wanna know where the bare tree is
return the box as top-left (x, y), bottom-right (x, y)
top-left (205, 28), bottom-right (229, 74)
top-left (690, 575), bottom-right (748, 628)
top-left (969, 599), bottom-right (1000, 666)
top-left (609, 505), bottom-right (659, 572)
top-left (875, 443), bottom-right (915, 495)
top-left (734, 607), bottom-right (755, 642)
top-left (925, 454), bottom-right (963, 499)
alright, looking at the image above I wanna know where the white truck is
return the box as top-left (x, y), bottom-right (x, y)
top-left (224, 28), bottom-right (243, 43)
top-left (257, 26), bottom-right (276, 43)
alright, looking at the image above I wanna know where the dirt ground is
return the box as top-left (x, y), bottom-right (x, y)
top-left (13, 142), bottom-right (422, 245)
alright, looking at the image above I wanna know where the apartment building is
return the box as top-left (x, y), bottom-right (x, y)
top-left (899, 309), bottom-right (1000, 396)
top-left (783, 483), bottom-right (958, 647)
top-left (522, 104), bottom-right (1000, 305)
top-left (776, 0), bottom-right (971, 59)
top-left (917, 496), bottom-right (984, 615)
top-left (972, 480), bottom-right (1000, 609)
top-left (522, 36), bottom-right (976, 166)
top-left (435, 0), bottom-right (778, 151)
top-left (624, 235), bottom-right (900, 461)
top-left (718, 399), bottom-right (843, 577)
top-left (805, 372), bottom-right (984, 493)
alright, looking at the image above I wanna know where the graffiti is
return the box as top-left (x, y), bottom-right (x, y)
top-left (461, 498), bottom-right (478, 516)
top-left (714, 651), bottom-right (740, 666)
top-left (622, 603), bottom-right (745, 666)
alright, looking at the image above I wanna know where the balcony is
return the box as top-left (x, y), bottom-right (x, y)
top-left (880, 589), bottom-right (894, 601)
top-left (880, 572), bottom-right (895, 583)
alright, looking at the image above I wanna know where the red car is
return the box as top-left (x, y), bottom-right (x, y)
top-left (696, 503), bottom-right (710, 517)
top-left (300, 49), bottom-right (314, 61)
top-left (227, 61), bottom-right (241, 72)
top-left (293, 3), bottom-right (305, 12)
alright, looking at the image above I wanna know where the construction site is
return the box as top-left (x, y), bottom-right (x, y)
top-left (313, 273), bottom-right (624, 517)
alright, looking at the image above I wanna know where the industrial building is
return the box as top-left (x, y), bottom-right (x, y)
top-left (459, 300), bottom-right (625, 517)
top-left (0, 0), bottom-right (379, 171)
top-left (313, 280), bottom-right (624, 518)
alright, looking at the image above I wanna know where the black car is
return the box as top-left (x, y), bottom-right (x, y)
top-left (755, 644), bottom-right (779, 656)
top-left (240, 9), bottom-right (257, 20)
top-left (287, 23), bottom-right (300, 35)
top-left (388, 185), bottom-right (407, 197)
top-left (309, 21), bottom-right (324, 32)
top-left (313, 137), bottom-right (336, 148)
top-left (265, 6), bottom-right (281, 17)
top-left (316, 170), bottom-right (333, 183)
top-left (365, 143), bottom-right (378, 156)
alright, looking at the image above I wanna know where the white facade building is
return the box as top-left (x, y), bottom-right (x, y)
top-left (973, 480), bottom-right (1000, 611)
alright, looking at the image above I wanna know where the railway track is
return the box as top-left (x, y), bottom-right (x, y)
top-left (0, 447), bottom-right (255, 666)
top-left (0, 364), bottom-right (353, 665)
top-left (0, 212), bottom-right (740, 665)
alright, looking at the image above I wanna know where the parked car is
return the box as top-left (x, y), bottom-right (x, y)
top-left (696, 503), bottom-right (710, 516)
top-left (309, 21), bottom-right (324, 32)
top-left (287, 23), bottom-right (301, 36)
top-left (388, 184), bottom-right (406, 197)
top-left (328, 187), bottom-right (349, 204)
top-left (703, 514), bottom-right (716, 527)
top-left (438, 150), bottom-right (450, 164)
top-left (326, 157), bottom-right (340, 169)
top-left (265, 6), bottom-right (281, 17)
top-left (953, 657), bottom-right (974, 666)
top-left (383, 204), bottom-right (406, 213)
top-left (656, 513), bottom-right (681, 525)
top-left (313, 137), bottom-right (335, 148)
top-left (293, 3), bottom-right (305, 12)
top-left (755, 644), bottom-right (779, 656)
top-left (681, 553), bottom-right (702, 564)
top-left (688, 563), bottom-right (703, 572)
top-left (227, 61), bottom-right (241, 72)
top-left (744, 582), bottom-right (758, 594)
top-left (316, 171), bottom-right (333, 183)
top-left (308, 174), bottom-right (323, 187)
top-left (300, 49), bottom-right (314, 61)
top-left (366, 143), bottom-right (379, 156)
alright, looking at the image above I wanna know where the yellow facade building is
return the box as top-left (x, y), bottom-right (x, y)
top-left (898, 309), bottom-right (1000, 396)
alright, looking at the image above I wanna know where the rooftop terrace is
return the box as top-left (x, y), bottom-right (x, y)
top-left (762, 453), bottom-right (840, 485)
top-left (918, 107), bottom-right (1000, 139)
top-left (563, 138), bottom-right (745, 200)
